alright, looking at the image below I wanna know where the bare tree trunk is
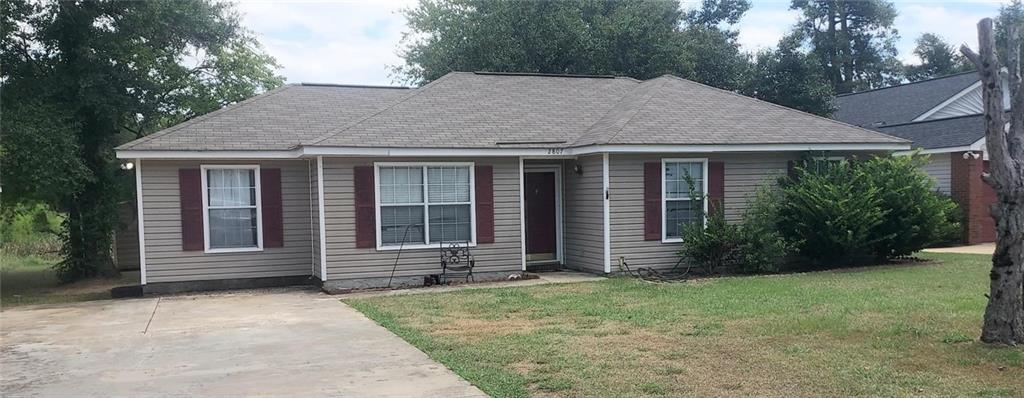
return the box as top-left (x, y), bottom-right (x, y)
top-left (962, 18), bottom-right (1024, 346)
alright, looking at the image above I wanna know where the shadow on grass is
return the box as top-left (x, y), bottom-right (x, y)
top-left (1, 252), bottom-right (136, 308)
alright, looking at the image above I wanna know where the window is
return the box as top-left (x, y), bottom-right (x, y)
top-left (376, 163), bottom-right (474, 248)
top-left (202, 166), bottom-right (262, 252)
top-left (663, 159), bottom-right (707, 241)
top-left (809, 156), bottom-right (846, 174)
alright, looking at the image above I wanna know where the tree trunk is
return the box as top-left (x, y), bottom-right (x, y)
top-left (962, 19), bottom-right (1024, 346)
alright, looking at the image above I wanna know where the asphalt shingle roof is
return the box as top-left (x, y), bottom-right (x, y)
top-left (120, 71), bottom-right (906, 152)
top-left (119, 84), bottom-right (411, 151)
top-left (833, 71), bottom-right (979, 127)
top-left (875, 114), bottom-right (986, 149)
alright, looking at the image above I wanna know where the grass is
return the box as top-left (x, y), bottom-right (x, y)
top-left (347, 252), bottom-right (1024, 397)
top-left (0, 251), bottom-right (136, 308)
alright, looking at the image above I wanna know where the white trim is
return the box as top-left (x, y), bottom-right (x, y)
top-left (661, 158), bottom-right (710, 244)
top-left (134, 159), bottom-right (147, 285)
top-left (116, 143), bottom-right (911, 160)
top-left (894, 137), bottom-right (986, 156)
top-left (117, 150), bottom-right (299, 159)
top-left (373, 162), bottom-right (477, 250)
top-left (316, 156), bottom-right (328, 281)
top-left (523, 165), bottom-right (565, 265)
top-left (200, 164), bottom-right (264, 253)
top-left (602, 153), bottom-right (611, 274)
top-left (913, 81), bottom-right (982, 122)
top-left (518, 158), bottom-right (527, 271)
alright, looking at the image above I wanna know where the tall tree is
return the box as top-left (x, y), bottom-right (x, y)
top-left (1, 0), bottom-right (283, 281)
top-left (394, 0), bottom-right (751, 90)
top-left (790, 0), bottom-right (901, 94)
top-left (744, 34), bottom-right (836, 116)
top-left (904, 33), bottom-right (972, 82)
top-left (961, 19), bottom-right (1024, 346)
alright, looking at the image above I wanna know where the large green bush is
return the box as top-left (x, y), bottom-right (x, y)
top-left (779, 163), bottom-right (887, 265)
top-left (858, 155), bottom-right (962, 258)
top-left (779, 153), bottom-right (960, 265)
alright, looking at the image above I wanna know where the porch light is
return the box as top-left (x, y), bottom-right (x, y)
top-left (121, 161), bottom-right (135, 170)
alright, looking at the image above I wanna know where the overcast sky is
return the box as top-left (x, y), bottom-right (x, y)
top-left (235, 0), bottom-right (1005, 87)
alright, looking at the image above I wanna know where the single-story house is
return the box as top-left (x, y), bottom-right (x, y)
top-left (834, 71), bottom-right (997, 244)
top-left (115, 71), bottom-right (909, 293)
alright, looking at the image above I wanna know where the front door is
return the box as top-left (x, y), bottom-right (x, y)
top-left (525, 171), bottom-right (557, 262)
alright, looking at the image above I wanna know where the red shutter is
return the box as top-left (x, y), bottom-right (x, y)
top-left (787, 160), bottom-right (799, 181)
top-left (475, 165), bottom-right (495, 243)
top-left (643, 162), bottom-right (661, 241)
top-left (179, 169), bottom-right (204, 251)
top-left (261, 168), bottom-right (284, 248)
top-left (353, 165), bottom-right (376, 248)
top-left (708, 161), bottom-right (725, 215)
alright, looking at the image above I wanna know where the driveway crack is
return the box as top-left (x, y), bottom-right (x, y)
top-left (143, 297), bottom-right (160, 334)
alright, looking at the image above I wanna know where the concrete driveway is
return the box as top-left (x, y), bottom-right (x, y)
top-left (0, 288), bottom-right (486, 397)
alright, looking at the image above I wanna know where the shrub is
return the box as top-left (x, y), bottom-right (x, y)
top-left (779, 153), bottom-right (961, 264)
top-left (735, 184), bottom-right (792, 273)
top-left (857, 154), bottom-right (962, 257)
top-left (778, 162), bottom-right (888, 265)
top-left (678, 205), bottom-right (742, 274)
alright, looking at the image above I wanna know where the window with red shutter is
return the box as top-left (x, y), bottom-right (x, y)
top-left (179, 169), bottom-right (204, 251)
top-left (261, 168), bottom-right (284, 248)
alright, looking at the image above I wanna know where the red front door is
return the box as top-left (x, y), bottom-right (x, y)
top-left (525, 172), bottom-right (557, 261)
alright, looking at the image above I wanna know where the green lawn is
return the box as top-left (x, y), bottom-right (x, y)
top-left (347, 253), bottom-right (1024, 397)
top-left (0, 251), bottom-right (136, 308)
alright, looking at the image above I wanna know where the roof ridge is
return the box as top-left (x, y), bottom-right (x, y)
top-left (117, 84), bottom-right (294, 150)
top-left (837, 70), bottom-right (978, 97)
top-left (658, 74), bottom-right (909, 144)
top-left (304, 72), bottom-right (460, 146)
top-left (299, 82), bottom-right (411, 89)
top-left (590, 78), bottom-right (668, 145)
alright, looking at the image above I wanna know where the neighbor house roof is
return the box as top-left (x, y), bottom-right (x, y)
top-left (834, 71), bottom-right (979, 127)
top-left (118, 71), bottom-right (907, 154)
top-left (874, 114), bottom-right (986, 150)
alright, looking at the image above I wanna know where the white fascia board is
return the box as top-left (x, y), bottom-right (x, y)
top-left (895, 138), bottom-right (986, 156)
top-left (116, 149), bottom-right (300, 159)
top-left (117, 142), bottom-right (911, 160)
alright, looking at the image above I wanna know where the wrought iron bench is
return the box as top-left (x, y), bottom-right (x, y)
top-left (440, 241), bottom-right (475, 284)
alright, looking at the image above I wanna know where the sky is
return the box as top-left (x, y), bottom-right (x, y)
top-left (235, 0), bottom-right (1007, 87)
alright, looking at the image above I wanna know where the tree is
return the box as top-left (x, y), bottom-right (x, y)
top-left (904, 33), bottom-right (972, 82)
top-left (960, 18), bottom-right (1024, 345)
top-left (394, 0), bottom-right (751, 90)
top-left (790, 0), bottom-right (902, 94)
top-left (1, 0), bottom-right (283, 282)
top-left (744, 34), bottom-right (836, 116)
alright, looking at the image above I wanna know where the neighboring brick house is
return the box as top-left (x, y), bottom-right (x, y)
top-left (835, 71), bottom-right (998, 244)
top-left (115, 72), bottom-right (909, 293)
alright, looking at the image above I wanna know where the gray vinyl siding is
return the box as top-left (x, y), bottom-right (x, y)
top-left (562, 155), bottom-right (606, 273)
top-left (922, 153), bottom-right (952, 195)
top-left (139, 159), bottom-right (314, 283)
top-left (608, 153), bottom-right (795, 270)
top-left (321, 157), bottom-right (522, 280)
top-left (310, 159), bottom-right (323, 279)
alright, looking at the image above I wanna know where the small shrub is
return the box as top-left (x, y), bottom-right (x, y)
top-left (678, 207), bottom-right (742, 274)
top-left (778, 162), bottom-right (887, 265)
top-left (735, 184), bottom-right (792, 273)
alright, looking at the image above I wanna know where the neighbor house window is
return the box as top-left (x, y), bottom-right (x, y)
top-left (202, 166), bottom-right (262, 251)
top-left (377, 163), bottom-right (474, 247)
top-left (663, 159), bottom-right (707, 241)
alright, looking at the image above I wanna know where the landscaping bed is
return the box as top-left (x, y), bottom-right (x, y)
top-left (347, 252), bottom-right (1023, 397)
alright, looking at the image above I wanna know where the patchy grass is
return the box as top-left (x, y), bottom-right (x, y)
top-left (0, 251), bottom-right (136, 308)
top-left (347, 253), bottom-right (1024, 397)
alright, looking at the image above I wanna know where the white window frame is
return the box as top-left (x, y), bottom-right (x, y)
top-left (374, 162), bottom-right (476, 251)
top-left (201, 164), bottom-right (263, 253)
top-left (661, 158), bottom-right (709, 243)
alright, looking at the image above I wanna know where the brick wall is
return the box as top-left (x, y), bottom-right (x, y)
top-left (950, 152), bottom-right (997, 244)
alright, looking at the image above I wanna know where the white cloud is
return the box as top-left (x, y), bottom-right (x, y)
top-left (894, 3), bottom-right (996, 65)
top-left (235, 0), bottom-right (415, 86)
top-left (234, 0), bottom-right (1003, 85)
